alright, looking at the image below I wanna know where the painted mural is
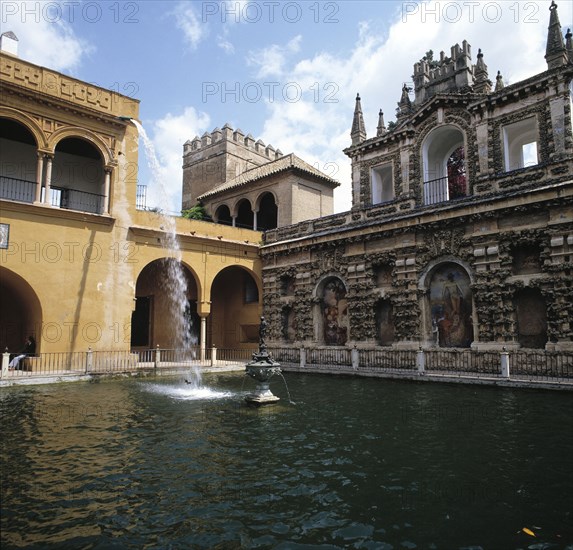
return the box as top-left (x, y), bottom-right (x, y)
top-left (321, 278), bottom-right (348, 346)
top-left (429, 264), bottom-right (473, 348)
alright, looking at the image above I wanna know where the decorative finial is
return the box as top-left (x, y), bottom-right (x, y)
top-left (545, 0), bottom-right (567, 69)
top-left (351, 93), bottom-right (367, 145)
top-left (495, 70), bottom-right (505, 91)
top-left (376, 109), bottom-right (387, 136)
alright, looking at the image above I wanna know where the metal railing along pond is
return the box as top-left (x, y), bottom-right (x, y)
top-left (2, 347), bottom-right (572, 384)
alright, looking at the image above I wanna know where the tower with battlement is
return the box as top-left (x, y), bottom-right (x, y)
top-left (182, 123), bottom-right (283, 210)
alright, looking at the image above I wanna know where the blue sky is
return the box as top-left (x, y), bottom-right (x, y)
top-left (4, 0), bottom-right (572, 213)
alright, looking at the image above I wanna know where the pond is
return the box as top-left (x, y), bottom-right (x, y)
top-left (1, 373), bottom-right (572, 549)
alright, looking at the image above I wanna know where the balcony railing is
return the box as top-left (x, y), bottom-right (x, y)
top-left (0, 176), bottom-right (37, 204)
top-left (50, 186), bottom-right (105, 214)
top-left (423, 176), bottom-right (467, 205)
top-left (136, 184), bottom-right (147, 210)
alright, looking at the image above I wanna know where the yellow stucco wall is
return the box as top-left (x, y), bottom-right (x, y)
top-left (0, 52), bottom-right (263, 355)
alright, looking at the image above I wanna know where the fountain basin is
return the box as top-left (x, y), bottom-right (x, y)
top-left (245, 352), bottom-right (281, 405)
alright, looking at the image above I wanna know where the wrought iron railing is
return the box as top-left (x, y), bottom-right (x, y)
top-left (423, 176), bottom-right (467, 205)
top-left (50, 186), bottom-right (105, 214)
top-left (0, 176), bottom-right (37, 203)
top-left (2, 347), bottom-right (572, 384)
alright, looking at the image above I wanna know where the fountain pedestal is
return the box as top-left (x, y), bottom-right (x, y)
top-left (245, 317), bottom-right (281, 406)
top-left (245, 351), bottom-right (281, 405)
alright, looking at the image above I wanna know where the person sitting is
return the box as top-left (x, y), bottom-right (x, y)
top-left (9, 336), bottom-right (36, 370)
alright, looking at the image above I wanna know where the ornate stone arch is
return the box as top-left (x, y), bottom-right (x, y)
top-left (48, 127), bottom-right (113, 165)
top-left (0, 107), bottom-right (48, 150)
top-left (312, 273), bottom-right (349, 346)
top-left (419, 257), bottom-right (476, 348)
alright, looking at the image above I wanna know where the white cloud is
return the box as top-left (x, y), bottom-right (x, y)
top-left (141, 107), bottom-right (211, 214)
top-left (173, 2), bottom-right (208, 51)
top-left (251, 0), bottom-right (572, 213)
top-left (247, 35), bottom-right (303, 78)
top-left (1, 1), bottom-right (92, 71)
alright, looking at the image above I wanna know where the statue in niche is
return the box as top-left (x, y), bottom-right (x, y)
top-left (429, 265), bottom-right (473, 348)
top-left (322, 278), bottom-right (348, 346)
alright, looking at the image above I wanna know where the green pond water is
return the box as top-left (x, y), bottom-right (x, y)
top-left (1, 373), bottom-right (572, 549)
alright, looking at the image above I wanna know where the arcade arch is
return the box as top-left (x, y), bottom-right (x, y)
top-left (208, 266), bottom-right (261, 349)
top-left (131, 259), bottom-right (200, 349)
top-left (0, 268), bottom-right (43, 354)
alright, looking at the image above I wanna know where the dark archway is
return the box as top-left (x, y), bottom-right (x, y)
top-left (257, 192), bottom-right (278, 230)
top-left (209, 266), bottom-right (260, 349)
top-left (132, 259), bottom-right (199, 349)
top-left (215, 204), bottom-right (232, 226)
top-left (0, 118), bottom-right (38, 203)
top-left (0, 268), bottom-right (42, 354)
top-left (236, 199), bottom-right (254, 229)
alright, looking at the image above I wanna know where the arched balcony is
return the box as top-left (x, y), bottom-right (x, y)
top-left (51, 138), bottom-right (106, 214)
top-left (0, 118), bottom-right (39, 203)
top-left (422, 125), bottom-right (467, 205)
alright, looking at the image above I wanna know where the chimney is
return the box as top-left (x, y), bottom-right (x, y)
top-left (0, 31), bottom-right (18, 56)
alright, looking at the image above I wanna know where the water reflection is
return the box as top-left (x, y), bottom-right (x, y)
top-left (1, 375), bottom-right (572, 548)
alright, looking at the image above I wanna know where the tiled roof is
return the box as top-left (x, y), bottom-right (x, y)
top-left (198, 153), bottom-right (339, 200)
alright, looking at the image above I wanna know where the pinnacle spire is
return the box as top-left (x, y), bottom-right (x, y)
top-left (566, 28), bottom-right (573, 61)
top-left (376, 110), bottom-right (386, 137)
top-left (351, 93), bottom-right (367, 146)
top-left (396, 84), bottom-right (413, 120)
top-left (473, 48), bottom-right (492, 94)
top-left (545, 1), bottom-right (567, 69)
top-left (495, 71), bottom-right (505, 92)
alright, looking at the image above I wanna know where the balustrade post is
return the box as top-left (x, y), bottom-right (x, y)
top-left (211, 347), bottom-right (217, 366)
top-left (351, 346), bottom-right (359, 370)
top-left (500, 347), bottom-right (510, 378)
top-left (154, 345), bottom-right (160, 369)
top-left (417, 347), bottom-right (426, 375)
top-left (44, 154), bottom-right (53, 205)
top-left (300, 347), bottom-right (306, 368)
top-left (1, 348), bottom-right (9, 377)
top-left (86, 347), bottom-right (93, 373)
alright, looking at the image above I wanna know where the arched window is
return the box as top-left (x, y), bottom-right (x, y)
top-left (422, 125), bottom-right (467, 204)
top-left (257, 192), bottom-right (278, 230)
top-left (53, 138), bottom-right (105, 214)
top-left (0, 118), bottom-right (38, 203)
top-left (236, 199), bottom-right (254, 229)
top-left (215, 204), bottom-right (232, 225)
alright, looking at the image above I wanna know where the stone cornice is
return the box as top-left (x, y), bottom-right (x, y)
top-left (261, 180), bottom-right (573, 254)
top-left (128, 225), bottom-right (261, 250)
top-left (0, 199), bottom-right (116, 227)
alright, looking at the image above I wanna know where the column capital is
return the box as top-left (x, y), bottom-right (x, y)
top-left (197, 301), bottom-right (211, 316)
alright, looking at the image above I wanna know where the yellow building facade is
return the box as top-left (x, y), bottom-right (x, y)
top-left (0, 50), bottom-right (262, 357)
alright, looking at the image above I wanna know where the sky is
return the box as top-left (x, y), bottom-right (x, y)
top-left (3, 0), bottom-right (572, 214)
